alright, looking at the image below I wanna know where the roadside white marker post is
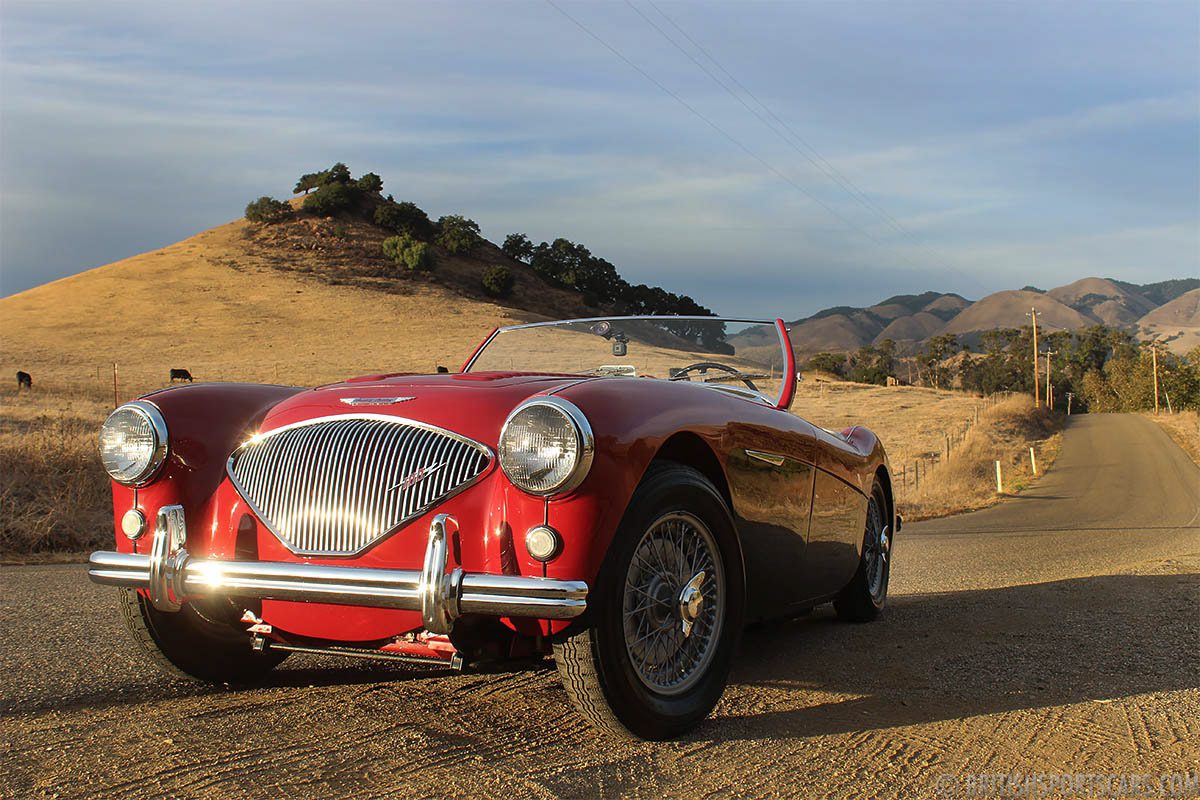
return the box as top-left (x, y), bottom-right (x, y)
top-left (995, 460), bottom-right (1003, 493)
top-left (1029, 447), bottom-right (1037, 476)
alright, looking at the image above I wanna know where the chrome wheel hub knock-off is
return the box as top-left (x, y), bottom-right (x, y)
top-left (678, 571), bottom-right (705, 637)
top-left (622, 512), bottom-right (724, 696)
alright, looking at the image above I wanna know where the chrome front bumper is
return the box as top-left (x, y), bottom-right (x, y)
top-left (87, 506), bottom-right (588, 635)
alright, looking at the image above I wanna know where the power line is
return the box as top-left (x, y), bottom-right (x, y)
top-left (641, 0), bottom-right (911, 239)
top-left (638, 0), bottom-right (971, 285)
top-left (544, 0), bottom-right (911, 258)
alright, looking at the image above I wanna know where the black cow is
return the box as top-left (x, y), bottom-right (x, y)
top-left (16, 371), bottom-right (31, 390)
top-left (170, 368), bottom-right (194, 383)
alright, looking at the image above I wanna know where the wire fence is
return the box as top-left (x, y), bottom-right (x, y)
top-left (895, 390), bottom-right (1017, 490)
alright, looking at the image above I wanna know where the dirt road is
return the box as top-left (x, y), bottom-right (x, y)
top-left (2, 414), bottom-right (1197, 799)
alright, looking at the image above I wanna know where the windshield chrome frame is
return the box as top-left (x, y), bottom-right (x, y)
top-left (461, 316), bottom-right (789, 407)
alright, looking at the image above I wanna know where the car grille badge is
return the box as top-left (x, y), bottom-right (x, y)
top-left (388, 463), bottom-right (446, 494)
top-left (339, 396), bottom-right (416, 406)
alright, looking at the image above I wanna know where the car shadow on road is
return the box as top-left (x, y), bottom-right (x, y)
top-left (703, 571), bottom-right (1198, 742)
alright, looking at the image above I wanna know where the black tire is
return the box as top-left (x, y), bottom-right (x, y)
top-left (833, 479), bottom-right (891, 622)
top-left (118, 589), bottom-right (287, 684)
top-left (553, 462), bottom-right (745, 740)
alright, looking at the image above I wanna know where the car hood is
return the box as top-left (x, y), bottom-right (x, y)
top-left (256, 371), bottom-right (588, 447)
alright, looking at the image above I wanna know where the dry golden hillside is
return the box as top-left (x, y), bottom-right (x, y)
top-left (0, 217), bottom-right (567, 399)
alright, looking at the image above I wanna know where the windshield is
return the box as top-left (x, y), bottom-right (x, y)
top-left (465, 317), bottom-right (792, 407)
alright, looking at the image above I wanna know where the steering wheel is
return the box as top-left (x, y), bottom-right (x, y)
top-left (669, 361), bottom-right (759, 392)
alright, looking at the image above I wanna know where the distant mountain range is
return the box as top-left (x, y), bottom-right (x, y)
top-left (785, 278), bottom-right (1200, 355)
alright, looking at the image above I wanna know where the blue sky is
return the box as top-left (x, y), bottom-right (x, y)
top-left (1, 1), bottom-right (1197, 317)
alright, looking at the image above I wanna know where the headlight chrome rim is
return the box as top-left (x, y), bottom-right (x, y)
top-left (99, 400), bottom-right (169, 486)
top-left (499, 397), bottom-right (594, 496)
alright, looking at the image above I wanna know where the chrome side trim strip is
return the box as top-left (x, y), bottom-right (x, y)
top-left (746, 449), bottom-right (787, 467)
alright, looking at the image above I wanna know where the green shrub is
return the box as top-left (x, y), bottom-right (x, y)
top-left (326, 162), bottom-right (352, 184)
top-left (502, 233), bottom-right (534, 263)
top-left (481, 265), bottom-right (515, 298)
top-left (374, 201), bottom-right (433, 238)
top-left (436, 214), bottom-right (483, 255)
top-left (382, 234), bottom-right (436, 272)
top-left (807, 352), bottom-right (846, 377)
top-left (303, 183), bottom-right (357, 216)
top-left (356, 172), bottom-right (383, 193)
top-left (244, 196), bottom-right (291, 224)
top-left (293, 171), bottom-right (328, 194)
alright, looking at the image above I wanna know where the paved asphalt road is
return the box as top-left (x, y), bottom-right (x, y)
top-left (2, 413), bottom-right (1198, 799)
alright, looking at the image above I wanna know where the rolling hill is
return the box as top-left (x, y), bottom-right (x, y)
top-left (939, 290), bottom-right (1093, 336)
top-left (1137, 288), bottom-right (1200, 354)
top-left (782, 279), bottom-right (1198, 356)
top-left (784, 291), bottom-right (971, 354)
top-left (0, 215), bottom-right (566, 397)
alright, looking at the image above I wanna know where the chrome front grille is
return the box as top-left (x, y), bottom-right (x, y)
top-left (227, 416), bottom-right (492, 557)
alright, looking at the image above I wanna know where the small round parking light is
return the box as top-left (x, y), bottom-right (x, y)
top-left (121, 508), bottom-right (146, 540)
top-left (525, 525), bottom-right (562, 562)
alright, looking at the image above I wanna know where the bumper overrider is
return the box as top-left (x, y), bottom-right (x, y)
top-left (87, 505), bottom-right (588, 635)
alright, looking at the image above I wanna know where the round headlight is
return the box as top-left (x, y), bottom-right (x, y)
top-left (99, 401), bottom-right (168, 485)
top-left (499, 397), bottom-right (594, 495)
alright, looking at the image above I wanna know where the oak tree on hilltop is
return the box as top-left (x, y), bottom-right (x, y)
top-left (356, 172), bottom-right (383, 193)
top-left (375, 201), bottom-right (433, 239)
top-left (502, 233), bottom-right (534, 263)
top-left (436, 215), bottom-right (483, 255)
top-left (302, 182), bottom-right (357, 216)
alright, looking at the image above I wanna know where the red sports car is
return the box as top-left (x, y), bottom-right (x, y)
top-left (89, 316), bottom-right (897, 739)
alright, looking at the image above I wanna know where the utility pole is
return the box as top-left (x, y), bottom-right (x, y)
top-left (1044, 349), bottom-right (1058, 410)
top-left (1026, 308), bottom-right (1040, 407)
top-left (1150, 341), bottom-right (1160, 415)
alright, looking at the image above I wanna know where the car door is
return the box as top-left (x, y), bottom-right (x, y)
top-left (726, 446), bottom-right (816, 621)
top-left (803, 462), bottom-right (868, 601)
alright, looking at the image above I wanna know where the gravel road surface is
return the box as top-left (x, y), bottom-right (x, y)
top-left (2, 413), bottom-right (1197, 799)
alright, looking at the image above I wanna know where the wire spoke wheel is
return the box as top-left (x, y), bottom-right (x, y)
top-left (862, 497), bottom-right (888, 600)
top-left (553, 463), bottom-right (743, 739)
top-left (621, 511), bottom-right (725, 695)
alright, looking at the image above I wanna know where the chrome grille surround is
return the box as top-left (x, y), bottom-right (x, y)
top-left (227, 414), bottom-right (493, 557)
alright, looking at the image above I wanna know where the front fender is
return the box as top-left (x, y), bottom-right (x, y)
top-left (110, 383), bottom-right (304, 556)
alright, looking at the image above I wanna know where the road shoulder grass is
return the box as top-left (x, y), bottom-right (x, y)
top-left (1145, 410), bottom-right (1200, 467)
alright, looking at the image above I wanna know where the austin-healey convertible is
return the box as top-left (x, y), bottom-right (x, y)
top-left (89, 316), bottom-right (897, 739)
